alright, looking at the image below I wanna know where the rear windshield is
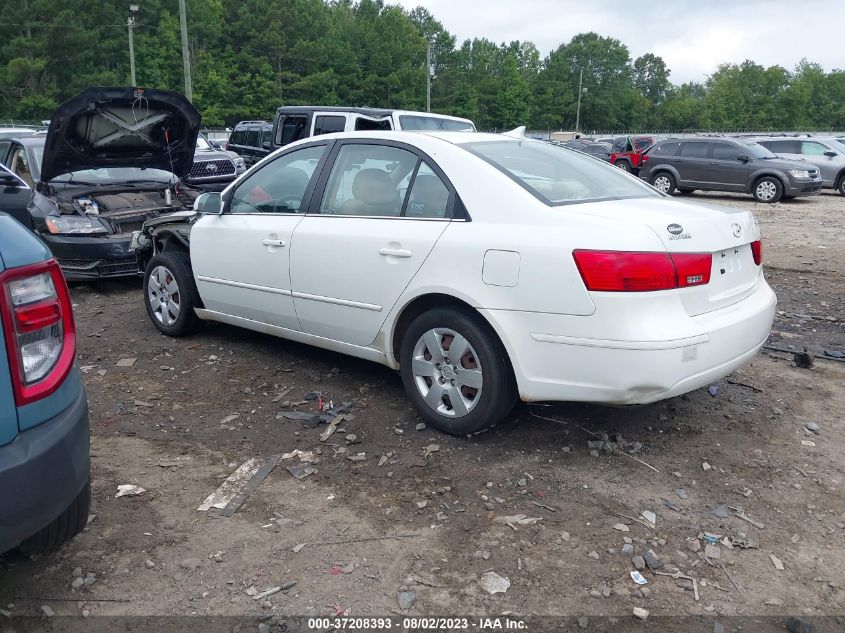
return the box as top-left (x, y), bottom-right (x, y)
top-left (399, 115), bottom-right (475, 132)
top-left (462, 139), bottom-right (660, 206)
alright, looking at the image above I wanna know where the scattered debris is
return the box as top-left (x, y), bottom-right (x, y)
top-left (292, 543), bottom-right (306, 554)
top-left (479, 571), bottom-right (510, 595)
top-left (219, 414), bottom-right (240, 425)
top-left (770, 554), bottom-right (785, 571)
top-left (282, 449), bottom-right (314, 462)
top-left (287, 463), bottom-right (316, 480)
top-left (220, 455), bottom-right (281, 517)
top-left (415, 423), bottom-right (427, 431)
top-left (631, 555), bottom-right (646, 570)
top-left (253, 586), bottom-right (282, 600)
top-left (633, 607), bottom-right (649, 620)
top-left (613, 523), bottom-right (630, 532)
top-left (793, 350), bottom-right (814, 369)
top-left (702, 461), bottom-right (712, 471)
top-left (641, 510), bottom-right (656, 526)
top-left (687, 539), bottom-right (701, 553)
top-left (731, 507), bottom-right (766, 529)
top-left (630, 571), bottom-right (648, 585)
top-left (704, 544), bottom-right (721, 559)
top-left (708, 384), bottom-right (719, 397)
top-left (423, 444), bottom-right (440, 458)
top-left (416, 500), bottom-right (428, 509)
top-left (675, 488), bottom-right (688, 499)
top-left (643, 550), bottom-right (663, 570)
top-left (621, 544), bottom-right (634, 556)
top-left (116, 358), bottom-right (137, 367)
top-left (396, 590), bottom-right (416, 609)
top-left (320, 415), bottom-right (346, 442)
top-left (710, 503), bottom-right (729, 518)
top-left (198, 458), bottom-right (261, 511)
top-left (801, 440), bottom-right (816, 447)
top-left (804, 422), bottom-right (820, 434)
top-left (115, 484), bottom-right (145, 498)
top-left (498, 514), bottom-right (542, 530)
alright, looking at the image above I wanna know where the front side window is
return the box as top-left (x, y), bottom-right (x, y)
top-left (260, 128), bottom-right (271, 148)
top-left (680, 142), bottom-right (709, 158)
top-left (245, 129), bottom-right (260, 148)
top-left (314, 115), bottom-right (346, 136)
top-left (229, 145), bottom-right (325, 214)
top-left (762, 140), bottom-right (797, 154)
top-left (276, 116), bottom-right (309, 147)
top-left (712, 142), bottom-right (740, 161)
top-left (462, 139), bottom-right (659, 206)
top-left (800, 141), bottom-right (828, 156)
top-left (320, 144), bottom-right (419, 217)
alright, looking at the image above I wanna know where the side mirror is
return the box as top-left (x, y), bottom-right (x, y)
top-left (824, 150), bottom-right (837, 157)
top-left (737, 154), bottom-right (750, 163)
top-left (262, 141), bottom-right (271, 150)
top-left (210, 141), bottom-right (222, 150)
top-left (0, 172), bottom-right (26, 188)
top-left (193, 192), bottom-right (222, 214)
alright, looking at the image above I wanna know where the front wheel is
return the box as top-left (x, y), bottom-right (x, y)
top-left (143, 251), bottom-right (200, 337)
top-left (650, 172), bottom-right (676, 195)
top-left (400, 308), bottom-right (517, 435)
top-left (752, 176), bottom-right (783, 203)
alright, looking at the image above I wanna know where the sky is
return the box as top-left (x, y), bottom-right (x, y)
top-left (392, 0), bottom-right (844, 84)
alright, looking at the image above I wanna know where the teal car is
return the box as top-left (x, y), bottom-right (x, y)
top-left (0, 210), bottom-right (90, 553)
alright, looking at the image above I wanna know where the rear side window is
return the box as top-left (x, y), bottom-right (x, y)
top-left (711, 142), bottom-right (740, 160)
top-left (354, 117), bottom-right (392, 131)
top-left (320, 144), bottom-right (418, 217)
top-left (762, 140), bottom-right (798, 153)
top-left (406, 162), bottom-right (450, 218)
top-left (276, 116), bottom-right (309, 147)
top-left (245, 128), bottom-right (260, 148)
top-left (313, 115), bottom-right (346, 136)
top-left (680, 142), bottom-right (709, 158)
top-left (399, 115), bottom-right (475, 131)
top-left (653, 141), bottom-right (680, 156)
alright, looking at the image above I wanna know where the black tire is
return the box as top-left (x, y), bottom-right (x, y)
top-left (649, 171), bottom-right (677, 195)
top-left (19, 481), bottom-right (90, 553)
top-left (143, 250), bottom-right (200, 337)
top-left (399, 307), bottom-right (517, 436)
top-left (752, 176), bottom-right (783, 203)
top-left (836, 174), bottom-right (845, 196)
top-left (614, 160), bottom-right (631, 172)
top-left (678, 188), bottom-right (695, 195)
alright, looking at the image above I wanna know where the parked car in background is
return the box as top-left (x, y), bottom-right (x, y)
top-left (0, 211), bottom-right (90, 553)
top-left (226, 121), bottom-right (273, 167)
top-left (0, 127), bottom-right (37, 141)
top-left (753, 137), bottom-right (845, 196)
top-left (270, 106), bottom-right (476, 151)
top-left (577, 142), bottom-right (612, 162)
top-left (184, 134), bottom-right (243, 192)
top-left (0, 87), bottom-right (200, 280)
top-left (0, 164), bottom-right (33, 227)
top-left (609, 134), bottom-right (665, 173)
top-left (132, 131), bottom-right (774, 436)
top-left (640, 137), bottom-right (822, 203)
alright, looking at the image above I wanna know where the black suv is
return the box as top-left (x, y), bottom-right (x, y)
top-left (226, 121), bottom-right (272, 167)
top-left (639, 138), bottom-right (823, 203)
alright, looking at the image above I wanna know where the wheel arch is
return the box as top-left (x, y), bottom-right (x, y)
top-left (649, 165), bottom-right (680, 182)
top-left (834, 168), bottom-right (845, 190)
top-left (386, 292), bottom-right (518, 388)
top-left (747, 170), bottom-right (787, 193)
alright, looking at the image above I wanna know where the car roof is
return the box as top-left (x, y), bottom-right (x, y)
top-left (274, 106), bottom-right (473, 123)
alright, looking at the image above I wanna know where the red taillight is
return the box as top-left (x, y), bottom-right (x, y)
top-left (751, 240), bottom-right (762, 266)
top-left (0, 259), bottom-right (76, 406)
top-left (573, 250), bottom-right (712, 292)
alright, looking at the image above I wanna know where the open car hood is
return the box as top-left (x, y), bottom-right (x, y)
top-left (40, 87), bottom-right (201, 183)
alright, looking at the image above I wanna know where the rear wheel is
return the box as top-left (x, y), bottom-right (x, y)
top-left (650, 172), bottom-right (676, 195)
top-left (837, 174), bottom-right (845, 196)
top-left (614, 160), bottom-right (631, 172)
top-left (400, 308), bottom-right (516, 435)
top-left (677, 188), bottom-right (695, 195)
top-left (752, 176), bottom-right (783, 203)
top-left (143, 251), bottom-right (200, 337)
top-left (19, 481), bottom-right (90, 553)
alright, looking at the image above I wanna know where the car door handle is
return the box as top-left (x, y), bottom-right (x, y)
top-left (379, 247), bottom-right (412, 258)
top-left (262, 238), bottom-right (286, 247)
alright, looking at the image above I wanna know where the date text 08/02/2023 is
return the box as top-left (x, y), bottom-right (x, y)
top-left (306, 617), bottom-right (528, 630)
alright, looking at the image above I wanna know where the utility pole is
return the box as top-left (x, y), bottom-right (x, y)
top-left (128, 4), bottom-right (138, 86)
top-left (575, 67), bottom-right (583, 133)
top-left (426, 42), bottom-right (432, 113)
top-left (178, 0), bottom-right (192, 102)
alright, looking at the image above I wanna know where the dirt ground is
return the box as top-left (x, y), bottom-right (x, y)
top-left (1, 191), bottom-right (843, 631)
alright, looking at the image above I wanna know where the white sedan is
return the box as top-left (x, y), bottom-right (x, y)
top-left (133, 131), bottom-right (776, 435)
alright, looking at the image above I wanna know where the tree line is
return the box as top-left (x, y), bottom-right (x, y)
top-left (2, 0), bottom-right (844, 132)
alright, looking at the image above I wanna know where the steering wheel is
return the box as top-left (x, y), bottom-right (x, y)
top-left (272, 195), bottom-right (303, 213)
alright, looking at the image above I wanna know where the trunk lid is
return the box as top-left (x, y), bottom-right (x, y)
top-left (573, 197), bottom-right (762, 316)
top-left (40, 87), bottom-right (200, 183)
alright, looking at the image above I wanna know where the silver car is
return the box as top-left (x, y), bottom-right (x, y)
top-left (754, 137), bottom-right (845, 196)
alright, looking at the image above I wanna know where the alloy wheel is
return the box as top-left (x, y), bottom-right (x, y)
top-left (411, 327), bottom-right (483, 418)
top-left (653, 175), bottom-right (672, 193)
top-left (756, 180), bottom-right (777, 201)
top-left (147, 265), bottom-right (181, 326)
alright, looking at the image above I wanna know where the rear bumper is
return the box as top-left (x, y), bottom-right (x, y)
top-left (0, 383), bottom-right (90, 553)
top-left (482, 278), bottom-right (777, 404)
top-left (43, 233), bottom-right (138, 279)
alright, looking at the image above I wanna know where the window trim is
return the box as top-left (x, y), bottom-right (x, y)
top-left (710, 141), bottom-right (741, 161)
top-left (307, 138), bottom-right (467, 221)
top-left (222, 141), bottom-right (333, 216)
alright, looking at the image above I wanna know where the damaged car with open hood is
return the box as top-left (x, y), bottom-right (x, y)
top-left (0, 87), bottom-right (201, 280)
